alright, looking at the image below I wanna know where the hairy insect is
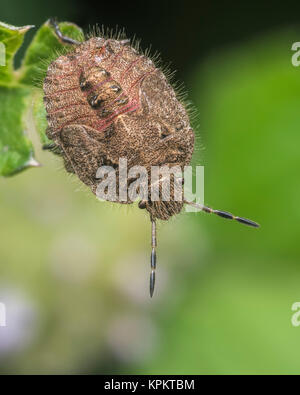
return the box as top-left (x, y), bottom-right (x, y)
top-left (43, 20), bottom-right (259, 297)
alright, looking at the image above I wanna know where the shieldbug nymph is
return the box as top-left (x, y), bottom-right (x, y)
top-left (43, 19), bottom-right (259, 297)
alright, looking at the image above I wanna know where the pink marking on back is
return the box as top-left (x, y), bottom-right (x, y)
top-left (94, 100), bottom-right (140, 132)
top-left (47, 40), bottom-right (158, 137)
top-left (107, 46), bottom-right (126, 70)
top-left (46, 70), bottom-right (81, 80)
top-left (45, 85), bottom-right (79, 98)
top-left (83, 76), bottom-right (113, 96)
top-left (128, 69), bottom-right (156, 92)
top-left (120, 56), bottom-right (144, 82)
top-left (47, 101), bottom-right (89, 115)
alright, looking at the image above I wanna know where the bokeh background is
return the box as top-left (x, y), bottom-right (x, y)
top-left (0, 0), bottom-right (300, 374)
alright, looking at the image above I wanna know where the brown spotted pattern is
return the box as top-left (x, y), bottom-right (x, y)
top-left (43, 36), bottom-right (194, 220)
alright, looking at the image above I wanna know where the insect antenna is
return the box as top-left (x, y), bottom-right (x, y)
top-left (49, 18), bottom-right (81, 46)
top-left (150, 217), bottom-right (157, 298)
top-left (184, 200), bottom-right (260, 228)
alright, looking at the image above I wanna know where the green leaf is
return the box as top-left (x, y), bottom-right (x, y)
top-left (20, 21), bottom-right (84, 146)
top-left (32, 90), bottom-right (51, 145)
top-left (0, 20), bottom-right (84, 176)
top-left (19, 21), bottom-right (84, 86)
top-left (0, 22), bottom-right (36, 176)
top-left (0, 22), bottom-right (34, 86)
top-left (0, 85), bottom-right (37, 176)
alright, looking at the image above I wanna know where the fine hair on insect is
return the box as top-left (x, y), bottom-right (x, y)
top-left (42, 18), bottom-right (260, 298)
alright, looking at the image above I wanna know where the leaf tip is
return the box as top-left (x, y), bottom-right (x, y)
top-left (25, 157), bottom-right (42, 168)
top-left (19, 25), bottom-right (35, 34)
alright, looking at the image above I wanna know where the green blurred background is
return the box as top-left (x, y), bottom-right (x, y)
top-left (0, 0), bottom-right (300, 374)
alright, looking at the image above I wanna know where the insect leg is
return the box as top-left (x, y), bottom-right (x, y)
top-left (150, 218), bottom-right (157, 298)
top-left (49, 18), bottom-right (81, 46)
top-left (184, 200), bottom-right (260, 228)
top-left (42, 143), bottom-right (62, 155)
top-left (58, 124), bottom-right (105, 186)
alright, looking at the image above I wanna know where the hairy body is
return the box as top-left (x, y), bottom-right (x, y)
top-left (43, 21), bottom-right (258, 297)
top-left (44, 36), bottom-right (194, 221)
